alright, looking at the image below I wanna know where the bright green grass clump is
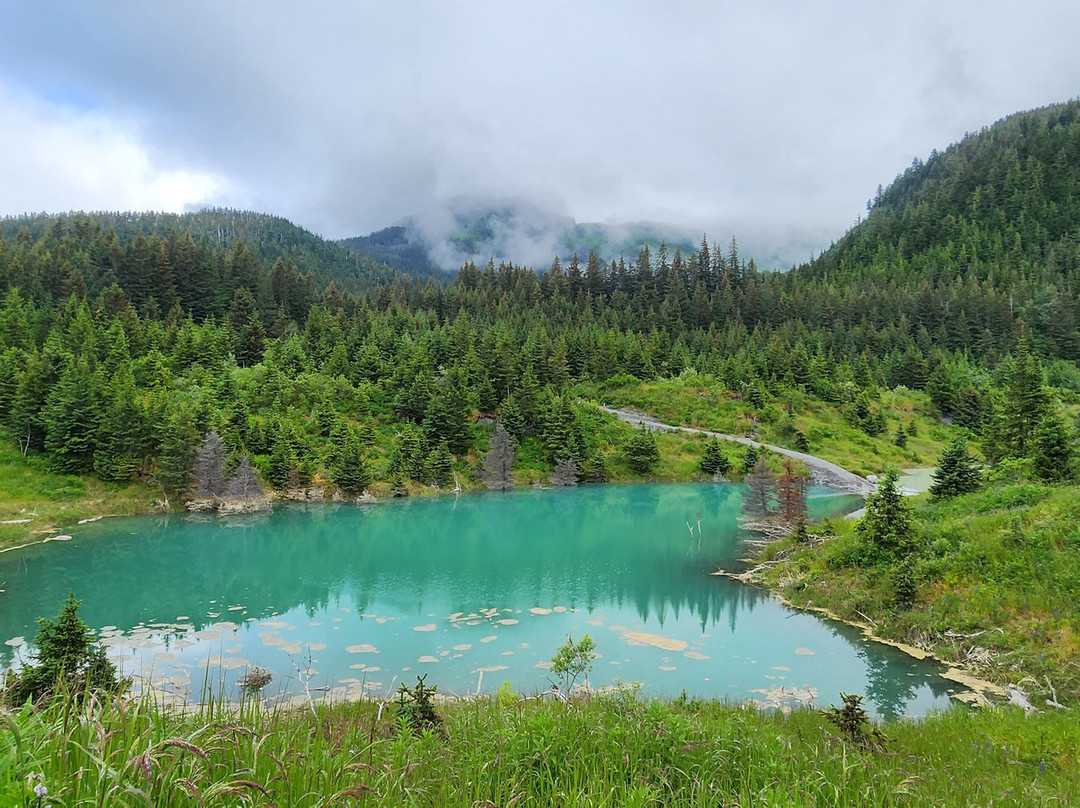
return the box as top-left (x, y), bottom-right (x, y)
top-left (2, 690), bottom-right (1077, 806)
top-left (0, 439), bottom-right (158, 552)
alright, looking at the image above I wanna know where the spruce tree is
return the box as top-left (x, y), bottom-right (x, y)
top-left (94, 366), bottom-right (144, 482)
top-left (1002, 341), bottom-right (1051, 458)
top-left (929, 436), bottom-right (982, 499)
top-left (422, 366), bottom-right (473, 455)
top-left (332, 432), bottom-right (374, 494)
top-left (424, 442), bottom-right (454, 488)
top-left (6, 593), bottom-right (120, 705)
top-left (741, 444), bottom-right (760, 474)
top-left (700, 437), bottom-right (729, 476)
top-left (624, 428), bottom-right (660, 475)
top-left (154, 401), bottom-right (198, 499)
top-left (387, 424), bottom-right (427, 483)
top-left (500, 397), bottom-right (527, 442)
top-left (856, 469), bottom-right (914, 563)
top-left (1032, 414), bottom-right (1075, 483)
top-left (226, 287), bottom-right (266, 367)
top-left (43, 354), bottom-right (99, 473)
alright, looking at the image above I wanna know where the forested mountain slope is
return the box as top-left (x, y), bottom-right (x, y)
top-left (0, 209), bottom-right (397, 315)
top-left (340, 201), bottom-right (697, 276)
top-left (797, 101), bottom-right (1080, 362)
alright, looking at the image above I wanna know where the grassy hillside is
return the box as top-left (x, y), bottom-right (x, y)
top-left (0, 437), bottom-right (158, 551)
top-left (584, 375), bottom-right (948, 477)
top-left (752, 479), bottom-right (1080, 702)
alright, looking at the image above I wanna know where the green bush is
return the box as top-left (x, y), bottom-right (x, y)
top-left (4, 593), bottom-right (122, 706)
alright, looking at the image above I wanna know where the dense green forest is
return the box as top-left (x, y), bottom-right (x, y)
top-left (0, 102), bottom-right (1078, 507)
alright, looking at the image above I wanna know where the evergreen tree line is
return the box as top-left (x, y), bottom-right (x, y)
top-left (0, 249), bottom-right (1075, 498)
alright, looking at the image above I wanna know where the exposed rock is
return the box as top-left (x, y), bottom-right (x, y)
top-left (218, 494), bottom-right (271, 514)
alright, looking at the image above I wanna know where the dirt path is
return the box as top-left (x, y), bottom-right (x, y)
top-left (599, 406), bottom-right (876, 496)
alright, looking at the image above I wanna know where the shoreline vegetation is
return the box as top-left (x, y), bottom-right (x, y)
top-left (731, 478), bottom-right (1080, 707)
top-left (1, 383), bottom-right (935, 552)
top-left (2, 397), bottom-right (1072, 708)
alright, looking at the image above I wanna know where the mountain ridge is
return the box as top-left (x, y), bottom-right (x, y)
top-left (341, 199), bottom-right (700, 275)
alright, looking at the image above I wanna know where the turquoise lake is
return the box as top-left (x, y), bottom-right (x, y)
top-left (0, 483), bottom-right (958, 717)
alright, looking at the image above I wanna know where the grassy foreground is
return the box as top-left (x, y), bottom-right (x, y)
top-left (3, 690), bottom-right (1077, 807)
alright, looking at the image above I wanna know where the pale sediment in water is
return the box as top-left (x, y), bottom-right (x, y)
top-left (621, 631), bottom-right (688, 652)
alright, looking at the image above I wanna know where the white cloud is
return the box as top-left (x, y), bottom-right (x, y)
top-left (0, 79), bottom-right (230, 216)
top-left (1, 1), bottom-right (1079, 264)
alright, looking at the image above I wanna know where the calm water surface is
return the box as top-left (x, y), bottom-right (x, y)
top-left (0, 484), bottom-right (957, 717)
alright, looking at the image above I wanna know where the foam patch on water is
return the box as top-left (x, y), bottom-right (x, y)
top-left (346, 644), bottom-right (379, 653)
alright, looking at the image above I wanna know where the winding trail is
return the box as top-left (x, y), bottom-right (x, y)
top-left (600, 406), bottom-right (876, 496)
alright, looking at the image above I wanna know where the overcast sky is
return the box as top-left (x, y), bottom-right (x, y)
top-left (1, 1), bottom-right (1078, 267)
